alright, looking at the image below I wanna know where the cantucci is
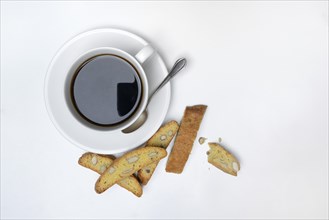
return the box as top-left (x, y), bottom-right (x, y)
top-left (207, 142), bottom-right (240, 176)
top-left (78, 153), bottom-right (142, 197)
top-left (95, 146), bottom-right (167, 194)
top-left (137, 121), bottom-right (179, 185)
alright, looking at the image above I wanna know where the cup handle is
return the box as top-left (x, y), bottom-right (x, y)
top-left (135, 45), bottom-right (155, 64)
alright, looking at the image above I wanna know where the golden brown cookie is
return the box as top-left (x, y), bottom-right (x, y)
top-left (207, 142), bottom-right (240, 176)
top-left (95, 146), bottom-right (167, 194)
top-left (166, 105), bottom-right (207, 173)
top-left (78, 153), bottom-right (142, 197)
top-left (137, 120), bottom-right (179, 185)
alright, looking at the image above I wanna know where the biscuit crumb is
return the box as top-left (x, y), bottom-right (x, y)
top-left (198, 137), bottom-right (207, 145)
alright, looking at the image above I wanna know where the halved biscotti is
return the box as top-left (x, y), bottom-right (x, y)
top-left (207, 142), bottom-right (240, 176)
top-left (166, 105), bottom-right (207, 173)
top-left (95, 146), bottom-right (167, 194)
top-left (137, 120), bottom-right (179, 185)
top-left (78, 153), bottom-right (142, 197)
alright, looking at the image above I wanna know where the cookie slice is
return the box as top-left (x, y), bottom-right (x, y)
top-left (166, 105), bottom-right (207, 173)
top-left (95, 146), bottom-right (167, 194)
top-left (145, 121), bottom-right (179, 148)
top-left (78, 153), bottom-right (142, 197)
top-left (207, 143), bottom-right (240, 176)
top-left (137, 120), bottom-right (179, 185)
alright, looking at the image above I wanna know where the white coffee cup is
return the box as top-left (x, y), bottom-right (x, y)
top-left (64, 45), bottom-right (155, 132)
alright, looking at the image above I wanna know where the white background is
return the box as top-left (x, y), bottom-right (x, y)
top-left (1, 1), bottom-right (328, 219)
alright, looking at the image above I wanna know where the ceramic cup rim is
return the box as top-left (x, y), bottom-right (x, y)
top-left (63, 47), bottom-right (149, 132)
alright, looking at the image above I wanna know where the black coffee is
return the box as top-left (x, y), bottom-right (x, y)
top-left (71, 55), bottom-right (142, 126)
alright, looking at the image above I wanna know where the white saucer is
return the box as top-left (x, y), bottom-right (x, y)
top-left (45, 28), bottom-right (170, 154)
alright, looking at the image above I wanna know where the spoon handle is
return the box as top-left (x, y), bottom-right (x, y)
top-left (148, 58), bottom-right (187, 104)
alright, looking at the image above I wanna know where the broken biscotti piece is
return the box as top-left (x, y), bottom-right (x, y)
top-left (166, 105), bottom-right (207, 174)
top-left (95, 146), bottom-right (167, 194)
top-left (78, 153), bottom-right (142, 197)
top-left (207, 142), bottom-right (240, 176)
top-left (137, 120), bottom-right (179, 185)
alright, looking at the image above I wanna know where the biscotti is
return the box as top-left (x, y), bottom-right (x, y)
top-left (78, 153), bottom-right (142, 197)
top-left (95, 146), bottom-right (167, 194)
top-left (137, 121), bottom-right (179, 185)
top-left (207, 142), bottom-right (240, 176)
top-left (166, 105), bottom-right (207, 173)
top-left (145, 121), bottom-right (179, 148)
